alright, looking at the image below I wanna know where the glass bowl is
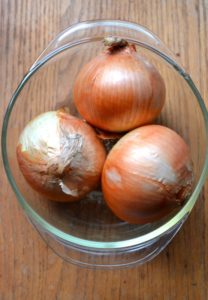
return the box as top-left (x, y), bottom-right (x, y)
top-left (2, 20), bottom-right (208, 269)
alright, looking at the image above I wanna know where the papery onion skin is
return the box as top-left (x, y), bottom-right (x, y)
top-left (17, 110), bottom-right (106, 202)
top-left (95, 127), bottom-right (123, 153)
top-left (102, 125), bottom-right (194, 224)
top-left (73, 39), bottom-right (165, 132)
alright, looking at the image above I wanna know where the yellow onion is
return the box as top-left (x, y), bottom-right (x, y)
top-left (17, 110), bottom-right (106, 202)
top-left (102, 125), bottom-right (194, 224)
top-left (73, 37), bottom-right (165, 132)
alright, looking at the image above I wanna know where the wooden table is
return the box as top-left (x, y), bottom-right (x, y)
top-left (1, 1), bottom-right (207, 299)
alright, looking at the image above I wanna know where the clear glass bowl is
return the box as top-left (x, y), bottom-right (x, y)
top-left (2, 20), bottom-right (208, 269)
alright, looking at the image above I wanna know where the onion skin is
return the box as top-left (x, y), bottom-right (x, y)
top-left (102, 125), bottom-right (194, 224)
top-left (17, 110), bottom-right (106, 202)
top-left (73, 40), bottom-right (165, 132)
top-left (95, 127), bottom-right (123, 153)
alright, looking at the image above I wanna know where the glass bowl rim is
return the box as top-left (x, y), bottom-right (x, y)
top-left (2, 20), bottom-right (208, 250)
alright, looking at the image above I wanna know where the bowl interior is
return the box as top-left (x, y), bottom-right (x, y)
top-left (4, 39), bottom-right (207, 243)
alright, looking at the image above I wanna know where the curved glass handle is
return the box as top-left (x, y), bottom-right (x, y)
top-left (30, 20), bottom-right (183, 71)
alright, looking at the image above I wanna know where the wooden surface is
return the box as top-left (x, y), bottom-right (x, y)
top-left (0, 0), bottom-right (208, 299)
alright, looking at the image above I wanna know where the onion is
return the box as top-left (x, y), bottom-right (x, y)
top-left (102, 125), bottom-right (194, 224)
top-left (17, 110), bottom-right (106, 202)
top-left (73, 37), bottom-right (165, 132)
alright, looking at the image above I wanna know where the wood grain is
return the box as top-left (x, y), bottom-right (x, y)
top-left (0, 0), bottom-right (207, 299)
